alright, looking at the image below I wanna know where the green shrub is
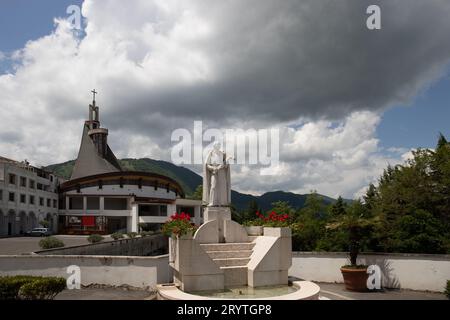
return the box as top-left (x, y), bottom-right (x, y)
top-left (0, 276), bottom-right (37, 300)
top-left (19, 277), bottom-right (66, 300)
top-left (445, 280), bottom-right (450, 299)
top-left (39, 237), bottom-right (65, 249)
top-left (0, 276), bottom-right (65, 300)
top-left (111, 232), bottom-right (124, 240)
top-left (139, 231), bottom-right (155, 237)
top-left (87, 234), bottom-right (104, 244)
top-left (126, 232), bottom-right (138, 239)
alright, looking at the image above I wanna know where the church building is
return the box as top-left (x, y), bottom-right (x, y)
top-left (0, 91), bottom-right (202, 236)
top-left (57, 91), bottom-right (202, 234)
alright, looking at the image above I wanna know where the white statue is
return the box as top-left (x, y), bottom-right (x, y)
top-left (203, 142), bottom-right (232, 207)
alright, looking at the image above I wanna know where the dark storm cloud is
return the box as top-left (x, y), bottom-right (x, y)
top-left (103, 0), bottom-right (450, 135)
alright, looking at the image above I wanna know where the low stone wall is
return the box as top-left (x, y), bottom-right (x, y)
top-left (1, 251), bottom-right (448, 292)
top-left (290, 252), bottom-right (450, 292)
top-left (0, 254), bottom-right (171, 288)
top-left (35, 234), bottom-right (168, 256)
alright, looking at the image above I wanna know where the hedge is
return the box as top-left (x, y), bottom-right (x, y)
top-left (0, 276), bottom-right (66, 300)
top-left (19, 278), bottom-right (66, 300)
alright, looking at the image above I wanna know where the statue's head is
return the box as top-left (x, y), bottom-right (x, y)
top-left (213, 141), bottom-right (221, 151)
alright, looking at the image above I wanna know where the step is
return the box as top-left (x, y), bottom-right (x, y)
top-left (200, 243), bottom-right (255, 252)
top-left (221, 266), bottom-right (248, 287)
top-left (213, 258), bottom-right (251, 267)
top-left (206, 250), bottom-right (253, 259)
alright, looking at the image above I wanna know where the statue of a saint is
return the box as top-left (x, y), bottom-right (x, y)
top-left (203, 142), bottom-right (231, 207)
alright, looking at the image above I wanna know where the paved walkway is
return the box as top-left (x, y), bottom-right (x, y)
top-left (55, 287), bottom-right (154, 300)
top-left (0, 235), bottom-right (113, 255)
top-left (317, 282), bottom-right (447, 300)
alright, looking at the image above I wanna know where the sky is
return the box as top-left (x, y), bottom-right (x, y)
top-left (0, 0), bottom-right (449, 199)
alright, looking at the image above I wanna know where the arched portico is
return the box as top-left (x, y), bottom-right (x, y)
top-left (29, 211), bottom-right (37, 230)
top-left (7, 210), bottom-right (16, 236)
top-left (19, 211), bottom-right (27, 235)
top-left (0, 209), bottom-right (6, 236)
top-left (46, 213), bottom-right (54, 232)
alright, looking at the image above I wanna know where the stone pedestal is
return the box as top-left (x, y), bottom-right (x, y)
top-left (203, 206), bottom-right (231, 243)
top-left (203, 206), bottom-right (231, 222)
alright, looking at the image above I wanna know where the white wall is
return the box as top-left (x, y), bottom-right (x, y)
top-left (1, 251), bottom-right (449, 292)
top-left (290, 252), bottom-right (450, 292)
top-left (0, 254), bottom-right (171, 288)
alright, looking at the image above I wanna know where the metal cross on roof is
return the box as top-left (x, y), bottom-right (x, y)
top-left (91, 89), bottom-right (98, 102)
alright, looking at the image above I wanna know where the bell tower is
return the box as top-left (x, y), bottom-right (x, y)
top-left (88, 89), bottom-right (100, 129)
top-left (86, 89), bottom-right (109, 158)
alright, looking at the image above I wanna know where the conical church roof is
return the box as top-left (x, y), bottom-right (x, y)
top-left (70, 93), bottom-right (122, 180)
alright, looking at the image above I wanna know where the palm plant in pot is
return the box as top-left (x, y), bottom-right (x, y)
top-left (327, 200), bottom-right (377, 292)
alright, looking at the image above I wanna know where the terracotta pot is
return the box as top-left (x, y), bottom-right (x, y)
top-left (340, 266), bottom-right (369, 292)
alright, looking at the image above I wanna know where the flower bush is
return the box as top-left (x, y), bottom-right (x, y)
top-left (162, 212), bottom-right (197, 237)
top-left (244, 211), bottom-right (290, 228)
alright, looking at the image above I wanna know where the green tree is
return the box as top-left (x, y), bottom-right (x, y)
top-left (330, 196), bottom-right (346, 217)
top-left (430, 133), bottom-right (450, 227)
top-left (292, 192), bottom-right (326, 251)
top-left (237, 200), bottom-right (260, 223)
top-left (363, 184), bottom-right (378, 211)
top-left (39, 220), bottom-right (50, 228)
top-left (364, 134), bottom-right (450, 253)
top-left (326, 200), bottom-right (377, 266)
top-left (191, 185), bottom-right (203, 201)
top-left (269, 201), bottom-right (294, 216)
top-left (391, 209), bottom-right (446, 254)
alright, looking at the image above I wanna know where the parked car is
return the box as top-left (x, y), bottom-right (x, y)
top-left (25, 228), bottom-right (52, 237)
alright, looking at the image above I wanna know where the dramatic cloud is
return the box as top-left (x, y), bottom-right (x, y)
top-left (0, 0), bottom-right (449, 197)
top-left (229, 111), bottom-right (409, 198)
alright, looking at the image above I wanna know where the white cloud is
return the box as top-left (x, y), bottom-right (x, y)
top-left (230, 111), bottom-right (404, 198)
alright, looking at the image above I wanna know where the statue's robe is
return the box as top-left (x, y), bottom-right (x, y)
top-left (202, 150), bottom-right (231, 206)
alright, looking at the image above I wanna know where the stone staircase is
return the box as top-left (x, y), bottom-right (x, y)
top-left (200, 242), bottom-right (255, 287)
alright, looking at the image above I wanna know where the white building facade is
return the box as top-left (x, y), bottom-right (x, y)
top-left (0, 157), bottom-right (60, 236)
top-left (58, 171), bottom-right (202, 234)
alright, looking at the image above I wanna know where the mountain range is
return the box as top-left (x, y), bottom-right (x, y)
top-left (45, 158), bottom-right (340, 212)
